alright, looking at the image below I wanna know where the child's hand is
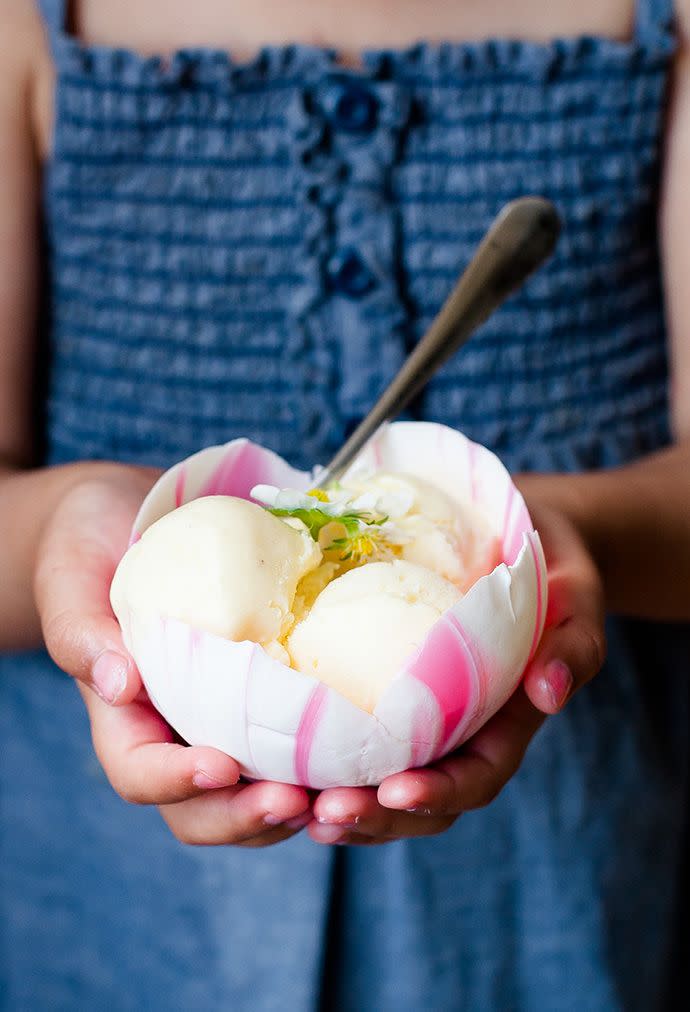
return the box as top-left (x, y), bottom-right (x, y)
top-left (34, 471), bottom-right (312, 847)
top-left (77, 688), bottom-right (313, 845)
top-left (34, 473), bottom-right (602, 847)
top-left (307, 500), bottom-right (605, 846)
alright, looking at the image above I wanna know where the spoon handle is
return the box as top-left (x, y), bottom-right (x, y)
top-left (318, 195), bottom-right (561, 486)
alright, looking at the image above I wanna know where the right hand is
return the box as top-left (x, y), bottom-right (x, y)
top-left (34, 466), bottom-right (312, 846)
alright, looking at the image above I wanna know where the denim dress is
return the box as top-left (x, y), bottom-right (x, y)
top-left (1, 0), bottom-right (688, 1008)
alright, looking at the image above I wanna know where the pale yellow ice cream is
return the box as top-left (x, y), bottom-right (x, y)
top-left (286, 560), bottom-right (462, 712)
top-left (338, 471), bottom-right (498, 591)
top-left (112, 470), bottom-right (496, 710)
top-left (110, 496), bottom-right (322, 661)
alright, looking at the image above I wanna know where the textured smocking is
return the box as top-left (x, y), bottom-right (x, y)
top-left (41, 2), bottom-right (675, 476)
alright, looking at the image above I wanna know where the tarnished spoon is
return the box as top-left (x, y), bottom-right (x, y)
top-left (315, 195), bottom-right (561, 487)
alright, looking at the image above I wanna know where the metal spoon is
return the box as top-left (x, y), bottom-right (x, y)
top-left (315, 195), bottom-right (561, 487)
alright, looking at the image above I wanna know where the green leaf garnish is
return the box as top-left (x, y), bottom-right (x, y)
top-left (267, 503), bottom-right (389, 561)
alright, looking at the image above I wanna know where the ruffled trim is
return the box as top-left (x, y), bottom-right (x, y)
top-left (363, 32), bottom-right (674, 82)
top-left (55, 39), bottom-right (335, 89)
top-left (53, 25), bottom-right (676, 92)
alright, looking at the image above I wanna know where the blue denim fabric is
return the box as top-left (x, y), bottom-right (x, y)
top-left (1, 1), bottom-right (687, 1008)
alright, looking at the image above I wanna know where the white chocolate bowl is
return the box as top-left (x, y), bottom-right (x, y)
top-left (111, 422), bottom-right (547, 788)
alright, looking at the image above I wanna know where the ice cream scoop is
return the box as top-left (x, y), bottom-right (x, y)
top-left (336, 471), bottom-right (501, 590)
top-left (110, 495), bottom-right (321, 662)
top-left (287, 560), bottom-right (462, 712)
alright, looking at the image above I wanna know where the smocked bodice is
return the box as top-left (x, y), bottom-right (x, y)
top-left (39, 1), bottom-right (675, 475)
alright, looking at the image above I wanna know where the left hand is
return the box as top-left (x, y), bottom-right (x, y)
top-left (307, 497), bottom-right (606, 846)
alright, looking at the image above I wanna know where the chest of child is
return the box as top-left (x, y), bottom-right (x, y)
top-left (68, 0), bottom-right (636, 60)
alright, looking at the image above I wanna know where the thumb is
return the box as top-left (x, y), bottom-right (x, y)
top-left (34, 477), bottom-right (146, 704)
top-left (522, 614), bottom-right (605, 715)
top-left (522, 558), bottom-right (606, 715)
top-left (518, 501), bottom-right (606, 716)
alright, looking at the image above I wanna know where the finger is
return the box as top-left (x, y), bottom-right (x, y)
top-left (524, 561), bottom-right (605, 714)
top-left (522, 614), bottom-right (605, 714)
top-left (220, 818), bottom-right (314, 849)
top-left (308, 831), bottom-right (387, 847)
top-left (310, 788), bottom-right (455, 843)
top-left (35, 479), bottom-right (146, 704)
top-left (180, 808), bottom-right (315, 850)
top-left (159, 780), bottom-right (312, 846)
top-left (378, 687), bottom-right (545, 813)
top-left (80, 683), bottom-right (241, 804)
top-left (522, 507), bottom-right (605, 714)
top-left (330, 835), bottom-right (386, 846)
top-left (309, 815), bottom-right (456, 845)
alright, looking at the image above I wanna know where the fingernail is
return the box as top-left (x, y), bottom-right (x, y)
top-left (316, 813), bottom-right (358, 828)
top-left (319, 815), bottom-right (361, 830)
top-left (92, 650), bottom-right (128, 704)
top-left (192, 769), bottom-right (236, 790)
top-left (545, 660), bottom-right (573, 710)
top-left (263, 813), bottom-right (286, 826)
top-left (313, 823), bottom-right (346, 844)
top-left (380, 785), bottom-right (408, 807)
